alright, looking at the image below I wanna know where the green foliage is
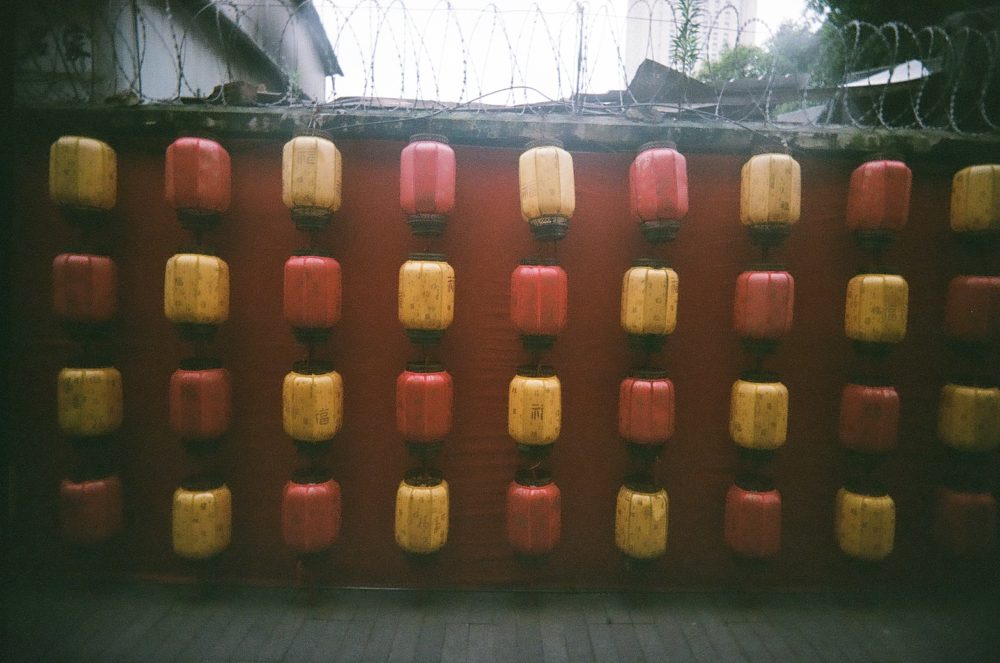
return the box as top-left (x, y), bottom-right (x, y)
top-left (699, 44), bottom-right (770, 84)
top-left (807, 0), bottom-right (998, 27)
top-left (671, 0), bottom-right (703, 77)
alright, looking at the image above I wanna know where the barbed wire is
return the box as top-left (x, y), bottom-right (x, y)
top-left (14, 1), bottom-right (1000, 134)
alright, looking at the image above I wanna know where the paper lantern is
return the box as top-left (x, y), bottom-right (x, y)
top-left (740, 152), bottom-right (800, 245)
top-left (620, 259), bottom-right (678, 352)
top-left (519, 141), bottom-right (574, 240)
top-left (724, 479), bottom-right (781, 559)
top-left (169, 358), bottom-right (231, 442)
top-left (934, 488), bottom-right (997, 558)
top-left (172, 478), bottom-right (232, 559)
top-left (508, 366), bottom-right (561, 448)
top-left (615, 476), bottom-right (668, 560)
top-left (57, 366), bottom-right (123, 437)
top-left (938, 383), bottom-right (1000, 453)
top-left (398, 253), bottom-right (455, 345)
top-left (510, 257), bottom-right (567, 350)
top-left (844, 273), bottom-right (908, 345)
top-left (835, 487), bottom-right (895, 561)
top-left (395, 470), bottom-right (449, 554)
top-left (49, 135), bottom-right (117, 215)
top-left (729, 373), bottom-right (788, 451)
top-left (629, 141), bottom-right (689, 243)
top-left (396, 362), bottom-right (453, 445)
top-left (506, 472), bottom-right (561, 555)
top-left (838, 382), bottom-right (899, 454)
top-left (283, 252), bottom-right (342, 342)
top-left (944, 275), bottom-right (1000, 345)
top-left (618, 369), bottom-right (675, 446)
top-left (733, 267), bottom-right (794, 348)
top-left (845, 157), bottom-right (912, 244)
top-left (282, 361), bottom-right (343, 444)
top-left (282, 133), bottom-right (342, 229)
top-left (281, 470), bottom-right (342, 554)
top-left (164, 252), bottom-right (230, 338)
top-left (52, 253), bottom-right (118, 325)
top-left (950, 164), bottom-right (1000, 233)
top-left (59, 475), bottom-right (123, 545)
top-left (400, 133), bottom-right (455, 236)
top-left (165, 136), bottom-right (231, 228)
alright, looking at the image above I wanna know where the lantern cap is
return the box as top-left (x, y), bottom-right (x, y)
top-left (854, 266), bottom-right (901, 276)
top-left (516, 365), bottom-right (556, 378)
top-left (176, 246), bottom-right (219, 257)
top-left (628, 368), bottom-right (669, 379)
top-left (734, 474), bottom-right (777, 493)
top-left (513, 469), bottom-right (554, 487)
top-left (173, 131), bottom-right (221, 144)
top-left (622, 473), bottom-right (660, 494)
top-left (846, 376), bottom-right (895, 388)
top-left (179, 473), bottom-right (226, 491)
top-left (405, 361), bottom-right (446, 373)
top-left (738, 370), bottom-right (781, 383)
top-left (291, 248), bottom-right (334, 258)
top-left (290, 468), bottom-right (334, 485)
top-left (518, 257), bottom-right (561, 266)
top-left (406, 252), bottom-right (448, 262)
top-left (638, 140), bottom-right (677, 152)
top-left (862, 151), bottom-right (905, 163)
top-left (63, 359), bottom-right (116, 370)
top-left (177, 357), bottom-right (224, 371)
top-left (291, 359), bottom-right (335, 375)
top-left (293, 128), bottom-right (334, 141)
top-left (525, 138), bottom-right (564, 149)
top-left (409, 133), bottom-right (449, 144)
top-left (403, 467), bottom-right (444, 487)
top-left (630, 258), bottom-right (670, 269)
top-left (744, 263), bottom-right (788, 272)
top-left (750, 141), bottom-right (790, 156)
top-left (841, 478), bottom-right (889, 498)
top-left (66, 468), bottom-right (118, 484)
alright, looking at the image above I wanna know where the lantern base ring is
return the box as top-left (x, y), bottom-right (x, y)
top-left (736, 446), bottom-right (778, 465)
top-left (291, 207), bottom-right (333, 231)
top-left (183, 437), bottom-right (223, 457)
top-left (294, 439), bottom-right (333, 457)
top-left (627, 333), bottom-right (667, 354)
top-left (521, 334), bottom-right (557, 351)
top-left (406, 440), bottom-right (444, 459)
top-left (405, 328), bottom-right (445, 345)
top-left (516, 442), bottom-right (554, 459)
top-left (177, 209), bottom-right (222, 231)
top-left (293, 326), bottom-right (333, 344)
top-left (747, 223), bottom-right (791, 248)
top-left (640, 219), bottom-right (681, 244)
top-left (63, 321), bottom-right (114, 341)
top-left (407, 214), bottom-right (447, 237)
top-left (529, 216), bottom-right (569, 241)
top-left (58, 204), bottom-right (110, 225)
top-left (850, 340), bottom-right (896, 357)
top-left (954, 229), bottom-right (1000, 248)
top-left (853, 229), bottom-right (896, 252)
top-left (177, 323), bottom-right (219, 341)
top-left (627, 442), bottom-right (665, 465)
top-left (741, 337), bottom-right (779, 356)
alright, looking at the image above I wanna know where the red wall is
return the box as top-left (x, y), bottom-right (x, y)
top-left (9, 134), bottom-right (999, 589)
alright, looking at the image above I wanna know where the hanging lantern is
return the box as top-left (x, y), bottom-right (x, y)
top-left (172, 477), bottom-right (232, 560)
top-left (934, 488), bottom-right (997, 558)
top-left (845, 156), bottom-right (912, 247)
top-left (508, 366), bottom-right (561, 450)
top-left (938, 383), bottom-right (1000, 453)
top-left (164, 252), bottom-right (230, 339)
top-left (282, 132), bottom-right (343, 230)
top-left (620, 259), bottom-right (678, 353)
top-left (944, 275), bottom-right (1000, 345)
top-left (733, 267), bottom-right (794, 351)
top-left (169, 358), bottom-right (231, 445)
top-left (398, 253), bottom-right (455, 345)
top-left (519, 140), bottom-right (575, 241)
top-left (506, 471), bottom-right (561, 556)
top-left (614, 475), bottom-right (668, 560)
top-left (57, 366), bottom-right (123, 437)
top-left (394, 469), bottom-right (449, 554)
top-left (618, 369), bottom-right (675, 446)
top-left (729, 373), bottom-right (788, 451)
top-left (629, 141), bottom-right (689, 243)
top-left (52, 253), bottom-right (118, 326)
top-left (400, 133), bottom-right (456, 236)
top-left (739, 152), bottom-right (800, 246)
top-left (281, 469), bottom-right (342, 554)
top-left (950, 164), bottom-right (1000, 234)
top-left (510, 257), bottom-right (567, 350)
top-left (283, 251), bottom-right (342, 343)
top-left (164, 136), bottom-right (231, 229)
top-left (835, 487), bottom-right (895, 561)
top-left (844, 272), bottom-right (908, 347)
top-left (396, 362), bottom-right (453, 446)
top-left (724, 478), bottom-right (781, 559)
top-left (282, 361), bottom-right (343, 445)
top-left (838, 382), bottom-right (899, 454)
top-left (49, 136), bottom-right (117, 218)
top-left (59, 474), bottom-right (123, 545)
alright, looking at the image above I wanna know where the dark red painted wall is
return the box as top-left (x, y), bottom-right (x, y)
top-left (9, 134), bottom-right (999, 589)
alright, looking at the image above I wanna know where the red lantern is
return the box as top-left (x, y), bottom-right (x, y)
top-left (944, 275), bottom-right (1000, 344)
top-left (400, 134), bottom-right (456, 236)
top-left (52, 253), bottom-right (118, 324)
top-left (846, 157), bottom-right (912, 239)
top-left (396, 362), bottom-right (453, 444)
top-left (934, 488), bottom-right (997, 558)
top-left (59, 475), bottom-right (123, 545)
top-left (506, 472), bottom-right (561, 555)
top-left (838, 382), bottom-right (899, 454)
top-left (283, 252), bottom-right (342, 342)
top-left (164, 136), bottom-right (231, 226)
top-left (169, 358), bottom-right (231, 441)
top-left (733, 268), bottom-right (794, 348)
top-left (629, 141), bottom-right (689, 243)
top-left (281, 471), bottom-right (342, 554)
top-left (618, 369), bottom-right (675, 446)
top-left (724, 479), bottom-right (781, 559)
top-left (510, 258), bottom-right (568, 350)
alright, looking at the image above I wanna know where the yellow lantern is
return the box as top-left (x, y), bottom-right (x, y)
top-left (835, 487), bottom-right (894, 561)
top-left (729, 373), bottom-right (788, 451)
top-left (282, 362), bottom-right (344, 443)
top-left (172, 479), bottom-right (232, 559)
top-left (844, 273), bottom-right (908, 345)
top-left (49, 136), bottom-right (117, 215)
top-left (57, 366), bottom-right (123, 437)
top-left (938, 383), bottom-right (1000, 453)
top-left (282, 133), bottom-right (343, 230)
top-left (395, 470), bottom-right (449, 554)
top-left (950, 164), bottom-right (1000, 233)
top-left (519, 141), bottom-right (575, 240)
top-left (740, 152), bottom-right (800, 245)
top-left (398, 253), bottom-right (455, 344)
top-left (508, 366), bottom-right (561, 448)
top-left (164, 253), bottom-right (230, 336)
top-left (620, 259), bottom-right (678, 352)
top-left (615, 478), bottom-right (669, 560)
